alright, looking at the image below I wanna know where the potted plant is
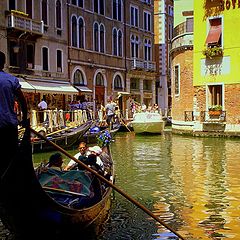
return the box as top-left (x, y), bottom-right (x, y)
top-left (208, 105), bottom-right (223, 116)
top-left (202, 46), bottom-right (223, 59)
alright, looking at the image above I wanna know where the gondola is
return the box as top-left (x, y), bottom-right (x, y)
top-left (31, 121), bottom-right (92, 153)
top-left (0, 127), bottom-right (114, 239)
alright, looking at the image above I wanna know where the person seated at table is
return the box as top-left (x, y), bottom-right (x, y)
top-left (46, 152), bottom-right (63, 171)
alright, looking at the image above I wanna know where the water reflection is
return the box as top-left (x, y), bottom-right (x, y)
top-left (1, 132), bottom-right (240, 239)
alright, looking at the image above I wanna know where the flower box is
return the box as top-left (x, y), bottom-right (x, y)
top-left (202, 46), bottom-right (223, 59)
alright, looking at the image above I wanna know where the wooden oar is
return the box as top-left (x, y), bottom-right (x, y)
top-left (119, 117), bottom-right (132, 132)
top-left (30, 127), bottom-right (186, 240)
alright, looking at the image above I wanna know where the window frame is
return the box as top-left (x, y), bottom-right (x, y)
top-left (56, 49), bottom-right (62, 72)
top-left (42, 46), bottom-right (49, 71)
top-left (205, 16), bottom-right (223, 48)
top-left (130, 5), bottom-right (139, 27)
top-left (174, 64), bottom-right (180, 96)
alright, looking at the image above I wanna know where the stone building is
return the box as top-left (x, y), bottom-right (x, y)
top-left (0, 0), bottom-right (78, 110)
top-left (68, 0), bottom-right (157, 117)
top-left (154, 0), bottom-right (173, 115)
top-left (0, 0), bottom-right (157, 116)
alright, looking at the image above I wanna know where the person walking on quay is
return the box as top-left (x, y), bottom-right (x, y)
top-left (38, 96), bottom-right (47, 122)
top-left (0, 51), bottom-right (28, 178)
top-left (105, 98), bottom-right (116, 129)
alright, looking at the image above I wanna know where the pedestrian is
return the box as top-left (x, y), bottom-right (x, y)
top-left (105, 98), bottom-right (116, 129)
top-left (38, 96), bottom-right (47, 122)
top-left (0, 51), bottom-right (28, 178)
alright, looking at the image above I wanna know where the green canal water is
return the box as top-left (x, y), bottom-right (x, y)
top-left (1, 131), bottom-right (240, 239)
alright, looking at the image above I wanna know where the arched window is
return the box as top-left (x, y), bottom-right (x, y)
top-left (114, 75), bottom-right (122, 89)
top-left (94, 22), bottom-right (99, 51)
top-left (118, 30), bottom-right (122, 57)
top-left (72, 16), bottom-right (77, 47)
top-left (56, 0), bottom-right (61, 29)
top-left (79, 18), bottom-right (84, 48)
top-left (113, 28), bottom-right (117, 55)
top-left (96, 72), bottom-right (104, 86)
top-left (100, 24), bottom-right (105, 53)
top-left (74, 69), bottom-right (85, 85)
top-left (42, 0), bottom-right (48, 25)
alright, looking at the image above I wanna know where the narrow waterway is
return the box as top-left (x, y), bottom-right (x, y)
top-left (1, 131), bottom-right (240, 239)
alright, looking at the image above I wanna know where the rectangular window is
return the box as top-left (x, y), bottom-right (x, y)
top-left (144, 11), bottom-right (151, 31)
top-left (78, 0), bottom-right (83, 8)
top-left (208, 85), bottom-right (223, 107)
top-left (9, 0), bottom-right (16, 10)
top-left (42, 0), bottom-right (48, 25)
top-left (57, 50), bottom-right (62, 72)
top-left (143, 80), bottom-right (151, 91)
top-left (130, 78), bottom-right (139, 90)
top-left (26, 0), bottom-right (32, 18)
top-left (205, 18), bottom-right (222, 47)
top-left (27, 44), bottom-right (34, 68)
top-left (42, 47), bottom-right (48, 71)
top-left (130, 6), bottom-right (138, 27)
top-left (174, 65), bottom-right (180, 95)
top-left (9, 41), bottom-right (18, 66)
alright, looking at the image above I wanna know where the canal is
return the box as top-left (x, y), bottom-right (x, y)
top-left (1, 131), bottom-right (240, 239)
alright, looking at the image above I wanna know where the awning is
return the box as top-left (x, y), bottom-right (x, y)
top-left (18, 78), bottom-right (35, 92)
top-left (205, 19), bottom-right (222, 45)
top-left (74, 86), bottom-right (92, 93)
top-left (26, 80), bottom-right (78, 94)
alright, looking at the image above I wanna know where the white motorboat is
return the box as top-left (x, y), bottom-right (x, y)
top-left (130, 112), bottom-right (165, 134)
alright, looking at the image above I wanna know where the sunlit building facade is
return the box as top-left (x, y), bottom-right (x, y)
top-left (154, 0), bottom-right (173, 115)
top-left (68, 0), bottom-right (157, 116)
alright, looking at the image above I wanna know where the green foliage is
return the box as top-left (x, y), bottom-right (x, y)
top-left (208, 105), bottom-right (222, 111)
top-left (202, 46), bottom-right (223, 59)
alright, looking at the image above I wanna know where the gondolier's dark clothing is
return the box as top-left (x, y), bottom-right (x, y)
top-left (0, 71), bottom-right (21, 178)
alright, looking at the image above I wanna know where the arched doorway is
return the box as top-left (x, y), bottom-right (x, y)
top-left (95, 72), bottom-right (105, 107)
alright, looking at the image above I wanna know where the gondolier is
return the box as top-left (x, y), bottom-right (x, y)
top-left (0, 51), bottom-right (28, 178)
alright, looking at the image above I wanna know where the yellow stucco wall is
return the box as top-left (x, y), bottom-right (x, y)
top-left (194, 0), bottom-right (240, 86)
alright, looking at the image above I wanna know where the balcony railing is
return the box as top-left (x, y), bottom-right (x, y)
top-left (130, 58), bottom-right (156, 71)
top-left (200, 111), bottom-right (226, 122)
top-left (173, 19), bottom-right (193, 38)
top-left (184, 111), bottom-right (194, 121)
top-left (7, 12), bottom-right (44, 35)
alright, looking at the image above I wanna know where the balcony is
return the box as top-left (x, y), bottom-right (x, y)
top-left (173, 20), bottom-right (193, 39)
top-left (200, 111), bottom-right (226, 122)
top-left (7, 11), bottom-right (44, 35)
top-left (130, 58), bottom-right (156, 71)
top-left (170, 19), bottom-right (193, 54)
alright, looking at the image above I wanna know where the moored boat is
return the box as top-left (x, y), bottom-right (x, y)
top-left (31, 121), bottom-right (92, 153)
top-left (130, 112), bottom-right (165, 134)
top-left (0, 127), bottom-right (114, 238)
